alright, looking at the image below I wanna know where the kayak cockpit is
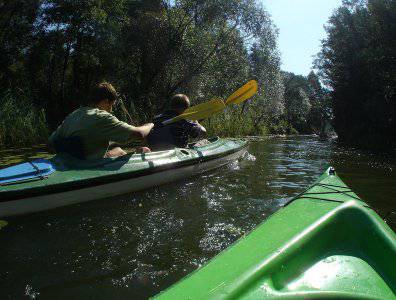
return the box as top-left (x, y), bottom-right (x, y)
top-left (154, 168), bottom-right (396, 300)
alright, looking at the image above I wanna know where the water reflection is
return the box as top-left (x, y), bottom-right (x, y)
top-left (0, 136), bottom-right (395, 299)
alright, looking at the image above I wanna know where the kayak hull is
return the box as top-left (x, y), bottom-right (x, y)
top-left (154, 168), bottom-right (396, 300)
top-left (0, 138), bottom-right (247, 217)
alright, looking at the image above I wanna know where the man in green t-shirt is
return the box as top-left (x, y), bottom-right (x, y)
top-left (49, 82), bottom-right (153, 160)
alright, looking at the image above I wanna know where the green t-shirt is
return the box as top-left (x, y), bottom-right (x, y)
top-left (49, 107), bottom-right (138, 160)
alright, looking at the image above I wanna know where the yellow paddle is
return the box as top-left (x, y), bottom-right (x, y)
top-left (162, 98), bottom-right (225, 125)
top-left (225, 80), bottom-right (258, 105)
top-left (162, 80), bottom-right (258, 125)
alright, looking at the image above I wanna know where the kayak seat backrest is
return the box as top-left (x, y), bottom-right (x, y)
top-left (188, 136), bottom-right (219, 149)
top-left (235, 201), bottom-right (396, 299)
top-left (53, 136), bottom-right (85, 160)
top-left (0, 159), bottom-right (55, 185)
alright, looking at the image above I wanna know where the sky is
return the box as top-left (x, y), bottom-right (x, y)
top-left (261, 0), bottom-right (342, 75)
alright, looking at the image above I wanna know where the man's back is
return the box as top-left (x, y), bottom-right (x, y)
top-left (147, 110), bottom-right (204, 151)
top-left (49, 107), bottom-right (138, 160)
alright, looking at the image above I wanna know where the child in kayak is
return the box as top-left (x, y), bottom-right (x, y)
top-left (49, 82), bottom-right (153, 160)
top-left (147, 94), bottom-right (206, 150)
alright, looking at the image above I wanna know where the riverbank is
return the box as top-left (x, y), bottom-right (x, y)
top-left (0, 144), bottom-right (52, 167)
top-left (0, 101), bottom-right (299, 151)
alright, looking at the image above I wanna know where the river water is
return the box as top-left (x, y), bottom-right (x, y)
top-left (0, 135), bottom-right (395, 299)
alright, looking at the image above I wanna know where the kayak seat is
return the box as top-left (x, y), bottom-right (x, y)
top-left (52, 136), bottom-right (85, 160)
top-left (229, 201), bottom-right (396, 299)
top-left (52, 152), bottom-right (134, 171)
top-left (188, 136), bottom-right (219, 149)
top-left (0, 159), bottom-right (55, 185)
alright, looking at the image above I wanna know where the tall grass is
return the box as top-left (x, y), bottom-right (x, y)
top-left (0, 91), bottom-right (48, 149)
top-left (204, 110), bottom-right (298, 137)
top-left (204, 110), bottom-right (268, 137)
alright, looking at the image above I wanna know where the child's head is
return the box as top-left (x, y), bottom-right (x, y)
top-left (170, 94), bottom-right (190, 113)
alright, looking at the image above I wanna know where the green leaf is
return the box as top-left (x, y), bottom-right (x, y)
top-left (0, 220), bottom-right (8, 230)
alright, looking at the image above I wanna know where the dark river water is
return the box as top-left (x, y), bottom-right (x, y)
top-left (0, 135), bottom-right (395, 299)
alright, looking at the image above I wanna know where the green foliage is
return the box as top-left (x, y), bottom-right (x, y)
top-left (0, 1), bottom-right (41, 88)
top-left (0, 0), bottom-right (287, 149)
top-left (0, 220), bottom-right (8, 230)
top-left (205, 109), bottom-right (267, 137)
top-left (0, 91), bottom-right (49, 148)
top-left (248, 41), bottom-right (285, 130)
top-left (0, 0), bottom-right (329, 149)
top-left (267, 119), bottom-right (297, 135)
top-left (316, 0), bottom-right (396, 149)
top-left (282, 71), bottom-right (331, 135)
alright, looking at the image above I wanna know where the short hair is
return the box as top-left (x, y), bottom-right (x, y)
top-left (90, 82), bottom-right (117, 104)
top-left (170, 94), bottom-right (190, 110)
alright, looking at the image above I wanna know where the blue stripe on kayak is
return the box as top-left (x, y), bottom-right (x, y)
top-left (0, 159), bottom-right (55, 185)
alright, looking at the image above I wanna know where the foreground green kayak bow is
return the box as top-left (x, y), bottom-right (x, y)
top-left (155, 168), bottom-right (396, 299)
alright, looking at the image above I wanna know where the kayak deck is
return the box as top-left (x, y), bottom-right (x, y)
top-left (1, 138), bottom-right (246, 197)
top-left (0, 138), bottom-right (247, 217)
top-left (154, 168), bottom-right (396, 299)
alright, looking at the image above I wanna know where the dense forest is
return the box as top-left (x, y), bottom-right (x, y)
top-left (0, 0), bottom-right (329, 149)
top-left (316, 0), bottom-right (396, 150)
top-left (3, 0), bottom-right (394, 151)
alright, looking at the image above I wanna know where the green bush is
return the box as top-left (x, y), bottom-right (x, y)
top-left (0, 91), bottom-right (49, 149)
top-left (205, 111), bottom-right (268, 137)
top-left (267, 119), bottom-right (298, 135)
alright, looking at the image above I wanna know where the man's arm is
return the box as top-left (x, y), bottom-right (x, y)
top-left (196, 122), bottom-right (206, 136)
top-left (99, 112), bottom-right (154, 144)
top-left (129, 123), bottom-right (154, 140)
top-left (189, 121), bottom-right (206, 139)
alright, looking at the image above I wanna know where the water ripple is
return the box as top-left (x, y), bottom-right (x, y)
top-left (1, 135), bottom-right (395, 299)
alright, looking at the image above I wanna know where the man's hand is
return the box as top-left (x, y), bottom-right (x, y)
top-left (197, 123), bottom-right (207, 136)
top-left (135, 123), bottom-right (154, 139)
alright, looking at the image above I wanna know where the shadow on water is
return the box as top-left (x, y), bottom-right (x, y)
top-left (0, 135), bottom-right (395, 299)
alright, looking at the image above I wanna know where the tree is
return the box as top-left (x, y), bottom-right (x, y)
top-left (249, 41), bottom-right (284, 131)
top-left (316, 0), bottom-right (396, 149)
top-left (0, 0), bottom-right (283, 147)
top-left (0, 0), bottom-right (40, 89)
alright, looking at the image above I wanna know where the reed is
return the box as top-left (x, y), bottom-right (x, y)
top-left (0, 91), bottom-right (49, 149)
top-left (204, 111), bottom-right (268, 137)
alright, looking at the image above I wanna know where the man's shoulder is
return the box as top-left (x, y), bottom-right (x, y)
top-left (84, 107), bottom-right (112, 118)
top-left (177, 119), bottom-right (200, 130)
top-left (153, 111), bottom-right (176, 123)
top-left (84, 107), bottom-right (119, 123)
top-left (64, 107), bottom-right (120, 130)
top-left (66, 106), bottom-right (105, 119)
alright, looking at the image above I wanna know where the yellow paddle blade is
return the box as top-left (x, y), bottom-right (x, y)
top-left (0, 220), bottom-right (8, 230)
top-left (162, 98), bottom-right (225, 125)
top-left (225, 80), bottom-right (258, 105)
top-left (184, 98), bottom-right (225, 115)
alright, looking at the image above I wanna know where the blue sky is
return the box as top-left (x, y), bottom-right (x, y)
top-left (261, 0), bottom-right (342, 75)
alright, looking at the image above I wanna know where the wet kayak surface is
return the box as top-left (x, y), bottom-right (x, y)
top-left (1, 135), bottom-right (395, 299)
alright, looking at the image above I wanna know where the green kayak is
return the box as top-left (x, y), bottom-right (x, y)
top-left (0, 137), bottom-right (247, 217)
top-left (155, 168), bottom-right (396, 299)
